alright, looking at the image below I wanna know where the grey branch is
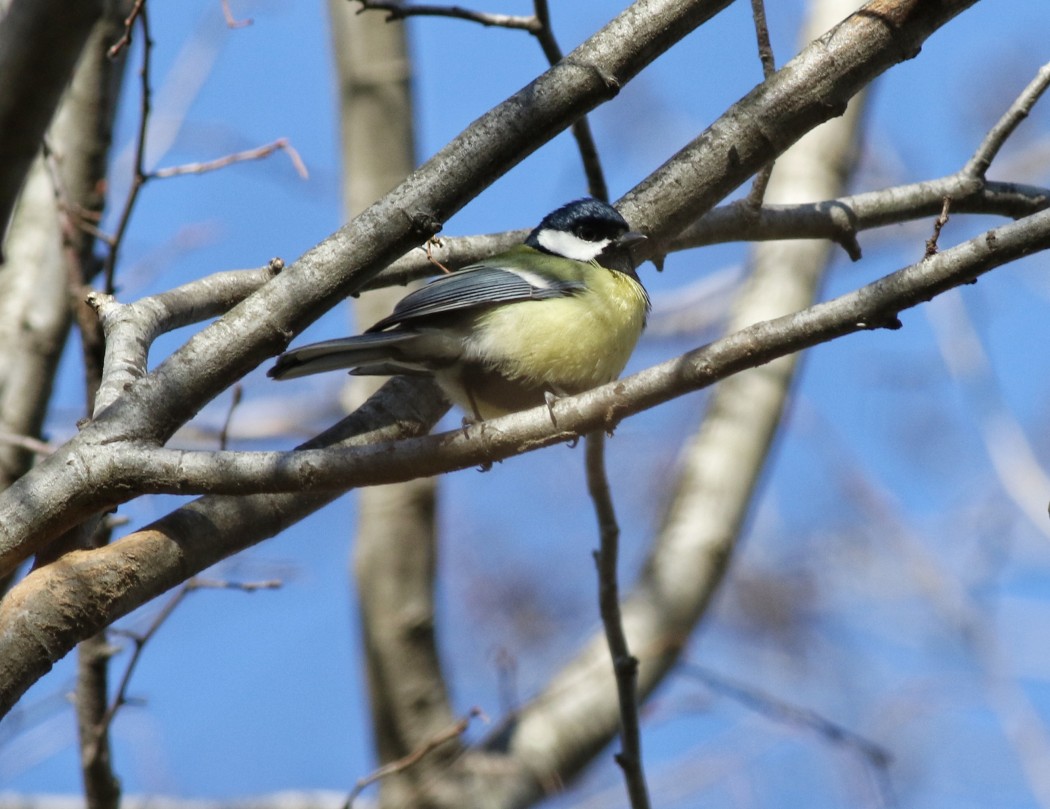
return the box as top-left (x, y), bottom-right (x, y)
top-left (0, 0), bottom-right (986, 608)
top-left (586, 432), bottom-right (651, 809)
top-left (1, 199), bottom-right (1041, 744)
top-left (356, 0), bottom-right (541, 31)
top-left (964, 60), bottom-right (1050, 179)
top-left (0, 374), bottom-right (449, 719)
top-left (0, 0), bottom-right (104, 251)
top-left (42, 207), bottom-right (1050, 500)
top-left (86, 261), bottom-right (283, 414)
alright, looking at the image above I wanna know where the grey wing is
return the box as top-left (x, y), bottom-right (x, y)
top-left (367, 265), bottom-right (583, 332)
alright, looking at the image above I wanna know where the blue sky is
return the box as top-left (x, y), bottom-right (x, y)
top-left (4, 1), bottom-right (1050, 807)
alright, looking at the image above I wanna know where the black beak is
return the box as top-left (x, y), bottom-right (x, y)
top-left (615, 231), bottom-right (648, 249)
top-left (600, 231), bottom-right (648, 276)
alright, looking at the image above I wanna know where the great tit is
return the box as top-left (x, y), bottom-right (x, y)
top-left (268, 198), bottom-right (649, 421)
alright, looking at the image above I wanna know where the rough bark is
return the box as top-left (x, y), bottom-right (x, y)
top-left (0, 0), bottom-right (105, 246)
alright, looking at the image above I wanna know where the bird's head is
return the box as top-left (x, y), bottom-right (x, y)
top-left (525, 198), bottom-right (647, 270)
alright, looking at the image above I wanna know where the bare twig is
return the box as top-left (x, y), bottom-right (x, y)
top-left (150, 138), bottom-right (309, 180)
top-left (218, 385), bottom-right (243, 451)
top-left (106, 0), bottom-right (146, 59)
top-left (221, 0), bottom-right (253, 28)
top-left (587, 431), bottom-right (651, 809)
top-left (530, 0), bottom-right (608, 200)
top-left (104, 4), bottom-right (153, 292)
top-left (0, 430), bottom-right (56, 457)
top-left (344, 707), bottom-right (484, 808)
top-left (923, 196), bottom-right (951, 258)
top-left (680, 663), bottom-right (896, 808)
top-left (189, 577), bottom-right (283, 592)
top-left (355, 0), bottom-right (540, 31)
top-left (749, 0), bottom-right (776, 77)
top-left (96, 577), bottom-right (281, 739)
top-left (964, 61), bottom-right (1050, 179)
top-left (358, 0), bottom-right (608, 199)
top-left (744, 0), bottom-right (776, 209)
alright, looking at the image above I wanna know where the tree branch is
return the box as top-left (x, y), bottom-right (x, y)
top-left (87, 260), bottom-right (283, 414)
top-left (361, 178), bottom-right (1048, 292)
top-left (586, 431), bottom-right (651, 809)
top-left (672, 178), bottom-right (1049, 261)
top-left (0, 375), bottom-right (449, 719)
top-left (743, 0), bottom-right (777, 209)
top-left (964, 60), bottom-right (1050, 179)
top-left (345, 707), bottom-right (483, 808)
top-left (149, 138), bottom-right (308, 180)
top-left (355, 0), bottom-right (541, 31)
top-left (0, 0), bottom-right (992, 725)
top-left (101, 2), bottom-right (151, 292)
top-left (72, 207), bottom-right (1050, 503)
top-left (0, 0), bottom-right (104, 250)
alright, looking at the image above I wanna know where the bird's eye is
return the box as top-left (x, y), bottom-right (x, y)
top-left (576, 225), bottom-right (599, 241)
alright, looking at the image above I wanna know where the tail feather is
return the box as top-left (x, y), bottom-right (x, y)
top-left (268, 332), bottom-right (429, 380)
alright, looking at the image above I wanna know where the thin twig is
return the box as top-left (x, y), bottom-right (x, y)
top-left (356, 0), bottom-right (540, 31)
top-left (344, 707), bottom-right (484, 808)
top-left (964, 61), bottom-right (1050, 179)
top-left (41, 142), bottom-right (112, 245)
top-left (150, 138), bottom-right (309, 180)
top-left (96, 577), bottom-right (281, 739)
top-left (104, 5), bottom-right (153, 293)
top-left (744, 0), bottom-right (777, 210)
top-left (749, 0), bottom-right (775, 77)
top-left (221, 0), bottom-right (253, 28)
top-left (356, 0), bottom-right (606, 198)
top-left (923, 196), bottom-right (951, 258)
top-left (0, 430), bottom-right (56, 457)
top-left (218, 385), bottom-right (244, 450)
top-left (95, 585), bottom-right (189, 741)
top-left (586, 431), bottom-right (651, 809)
top-left (106, 0), bottom-right (146, 59)
top-left (680, 662), bottom-right (897, 808)
top-left (530, 0), bottom-right (608, 200)
top-left (189, 577), bottom-right (283, 592)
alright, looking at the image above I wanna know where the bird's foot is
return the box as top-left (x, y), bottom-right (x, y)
top-left (543, 390), bottom-right (561, 427)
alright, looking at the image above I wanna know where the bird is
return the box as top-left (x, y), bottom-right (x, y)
top-left (268, 198), bottom-right (649, 421)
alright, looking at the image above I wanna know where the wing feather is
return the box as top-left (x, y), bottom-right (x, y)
top-left (367, 263), bottom-right (583, 332)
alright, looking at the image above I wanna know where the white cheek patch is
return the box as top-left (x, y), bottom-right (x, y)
top-left (536, 228), bottom-right (611, 262)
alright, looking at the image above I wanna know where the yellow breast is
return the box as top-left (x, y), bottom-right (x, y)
top-left (466, 267), bottom-right (648, 394)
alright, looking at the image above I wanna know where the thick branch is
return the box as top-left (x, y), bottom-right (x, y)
top-left (674, 178), bottom-right (1050, 261)
top-left (87, 262), bottom-right (282, 413)
top-left (1, 201), bottom-right (1042, 719)
top-left (0, 375), bottom-right (448, 719)
top-left (0, 0), bottom-right (130, 488)
top-left (0, 0), bottom-right (104, 247)
top-left (0, 0), bottom-right (994, 584)
top-left (41, 209), bottom-right (1050, 501)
